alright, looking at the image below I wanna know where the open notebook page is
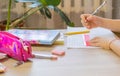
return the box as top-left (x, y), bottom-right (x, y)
top-left (65, 27), bottom-right (115, 49)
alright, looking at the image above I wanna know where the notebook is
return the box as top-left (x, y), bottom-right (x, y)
top-left (65, 27), bottom-right (115, 49)
top-left (65, 34), bottom-right (98, 48)
top-left (8, 29), bottom-right (60, 45)
top-left (65, 27), bottom-right (98, 48)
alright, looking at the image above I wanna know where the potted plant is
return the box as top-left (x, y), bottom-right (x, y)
top-left (4, 0), bottom-right (74, 30)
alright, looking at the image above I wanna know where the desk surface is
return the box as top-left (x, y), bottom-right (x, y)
top-left (1, 28), bottom-right (120, 76)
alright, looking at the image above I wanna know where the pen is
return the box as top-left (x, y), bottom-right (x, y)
top-left (85, 1), bottom-right (107, 23)
top-left (64, 30), bottom-right (90, 35)
top-left (92, 0), bottom-right (107, 15)
top-left (32, 53), bottom-right (58, 60)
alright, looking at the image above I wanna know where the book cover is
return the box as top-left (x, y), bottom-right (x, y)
top-left (8, 29), bottom-right (60, 45)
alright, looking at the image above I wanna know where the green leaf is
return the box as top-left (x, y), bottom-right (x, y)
top-left (44, 7), bottom-right (52, 19)
top-left (39, 0), bottom-right (47, 6)
top-left (54, 7), bottom-right (74, 27)
top-left (39, 7), bottom-right (45, 15)
top-left (39, 7), bottom-right (52, 19)
top-left (39, 0), bottom-right (61, 6)
top-left (45, 0), bottom-right (61, 6)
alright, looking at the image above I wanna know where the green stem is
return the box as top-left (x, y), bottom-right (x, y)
top-left (6, 0), bottom-right (12, 30)
top-left (10, 6), bottom-right (43, 29)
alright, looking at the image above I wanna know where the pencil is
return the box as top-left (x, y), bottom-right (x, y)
top-left (64, 30), bottom-right (90, 35)
top-left (85, 0), bottom-right (107, 23)
top-left (92, 0), bottom-right (107, 15)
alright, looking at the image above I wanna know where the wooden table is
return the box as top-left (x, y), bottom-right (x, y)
top-left (1, 28), bottom-right (120, 76)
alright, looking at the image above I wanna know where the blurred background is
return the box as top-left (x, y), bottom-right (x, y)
top-left (0, 0), bottom-right (120, 29)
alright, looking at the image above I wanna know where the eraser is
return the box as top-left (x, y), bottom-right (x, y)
top-left (51, 50), bottom-right (65, 56)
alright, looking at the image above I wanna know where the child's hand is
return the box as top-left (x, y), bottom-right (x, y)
top-left (89, 37), bottom-right (116, 50)
top-left (80, 14), bottom-right (103, 29)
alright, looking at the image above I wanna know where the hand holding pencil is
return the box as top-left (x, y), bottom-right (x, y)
top-left (80, 0), bottom-right (107, 29)
top-left (65, 1), bottom-right (107, 35)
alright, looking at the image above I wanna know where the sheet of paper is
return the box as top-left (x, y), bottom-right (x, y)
top-left (65, 27), bottom-right (115, 49)
top-left (65, 27), bottom-right (96, 48)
